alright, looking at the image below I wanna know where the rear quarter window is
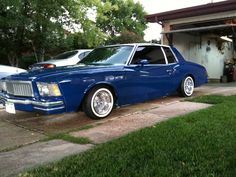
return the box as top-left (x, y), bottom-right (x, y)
top-left (162, 47), bottom-right (176, 64)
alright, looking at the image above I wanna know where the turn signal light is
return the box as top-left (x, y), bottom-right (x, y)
top-left (43, 64), bottom-right (56, 69)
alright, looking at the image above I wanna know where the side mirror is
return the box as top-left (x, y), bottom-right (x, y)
top-left (138, 59), bottom-right (149, 66)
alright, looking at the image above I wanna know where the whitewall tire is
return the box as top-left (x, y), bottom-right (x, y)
top-left (83, 87), bottom-right (114, 119)
top-left (180, 76), bottom-right (194, 97)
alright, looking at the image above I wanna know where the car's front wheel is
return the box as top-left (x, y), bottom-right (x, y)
top-left (83, 87), bottom-right (114, 119)
top-left (179, 76), bottom-right (194, 97)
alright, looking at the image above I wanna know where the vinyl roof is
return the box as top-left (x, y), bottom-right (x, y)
top-left (145, 0), bottom-right (236, 23)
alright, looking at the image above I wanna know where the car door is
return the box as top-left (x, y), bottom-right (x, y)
top-left (120, 45), bottom-right (176, 105)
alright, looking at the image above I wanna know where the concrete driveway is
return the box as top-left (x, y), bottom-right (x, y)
top-left (1, 83), bottom-right (236, 151)
top-left (0, 83), bottom-right (236, 176)
top-left (0, 95), bottom-right (182, 151)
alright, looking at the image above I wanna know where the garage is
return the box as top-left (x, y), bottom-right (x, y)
top-left (145, 0), bottom-right (236, 82)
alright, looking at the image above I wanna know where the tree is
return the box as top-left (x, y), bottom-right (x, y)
top-left (0, 0), bottom-right (148, 67)
top-left (0, 0), bottom-right (103, 65)
top-left (109, 30), bottom-right (144, 44)
top-left (0, 0), bottom-right (30, 66)
top-left (28, 0), bottom-right (98, 62)
top-left (96, 0), bottom-right (147, 41)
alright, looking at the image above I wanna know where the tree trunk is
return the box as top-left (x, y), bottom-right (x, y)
top-left (36, 48), bottom-right (45, 62)
top-left (7, 51), bottom-right (18, 67)
top-left (34, 22), bottom-right (46, 62)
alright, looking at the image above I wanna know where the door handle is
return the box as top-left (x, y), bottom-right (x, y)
top-left (166, 69), bottom-right (173, 75)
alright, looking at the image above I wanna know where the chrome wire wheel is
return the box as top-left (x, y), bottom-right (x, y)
top-left (183, 76), bottom-right (194, 97)
top-left (91, 88), bottom-right (114, 118)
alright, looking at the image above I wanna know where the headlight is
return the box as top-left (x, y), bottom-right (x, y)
top-left (36, 82), bottom-right (61, 96)
top-left (0, 81), bottom-right (6, 92)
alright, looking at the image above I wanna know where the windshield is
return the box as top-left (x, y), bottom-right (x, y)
top-left (78, 46), bottom-right (134, 65)
top-left (54, 51), bottom-right (78, 59)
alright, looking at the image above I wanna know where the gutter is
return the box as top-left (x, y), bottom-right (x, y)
top-left (161, 24), bottom-right (236, 34)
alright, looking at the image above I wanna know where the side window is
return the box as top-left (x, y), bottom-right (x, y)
top-left (83, 51), bottom-right (90, 57)
top-left (79, 51), bottom-right (91, 59)
top-left (131, 46), bottom-right (166, 64)
top-left (162, 47), bottom-right (176, 64)
top-left (78, 52), bottom-right (85, 59)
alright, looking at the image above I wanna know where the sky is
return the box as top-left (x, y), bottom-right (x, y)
top-left (134, 0), bottom-right (226, 41)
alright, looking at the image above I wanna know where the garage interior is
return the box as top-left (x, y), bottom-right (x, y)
top-left (145, 0), bottom-right (236, 82)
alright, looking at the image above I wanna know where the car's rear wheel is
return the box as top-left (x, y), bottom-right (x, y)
top-left (180, 76), bottom-right (194, 97)
top-left (83, 87), bottom-right (114, 119)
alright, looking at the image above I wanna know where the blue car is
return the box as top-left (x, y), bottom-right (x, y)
top-left (0, 44), bottom-right (208, 119)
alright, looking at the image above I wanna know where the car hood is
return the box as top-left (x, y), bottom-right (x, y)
top-left (4, 65), bottom-right (125, 82)
top-left (0, 65), bottom-right (26, 73)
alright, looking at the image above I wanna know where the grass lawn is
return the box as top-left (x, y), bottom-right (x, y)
top-left (21, 95), bottom-right (236, 177)
top-left (46, 133), bottom-right (91, 144)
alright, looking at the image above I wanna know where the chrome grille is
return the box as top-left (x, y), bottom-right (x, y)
top-left (0, 81), bottom-right (5, 92)
top-left (5, 80), bottom-right (33, 97)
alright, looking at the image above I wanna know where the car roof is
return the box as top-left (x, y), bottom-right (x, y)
top-left (98, 43), bottom-right (171, 48)
top-left (59, 49), bottom-right (92, 54)
top-left (74, 49), bottom-right (93, 53)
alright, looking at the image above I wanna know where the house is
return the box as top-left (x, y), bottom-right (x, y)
top-left (145, 0), bottom-right (236, 81)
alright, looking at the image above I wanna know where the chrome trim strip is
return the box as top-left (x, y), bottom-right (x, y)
top-left (4, 80), bottom-right (32, 84)
top-left (161, 46), bottom-right (168, 64)
top-left (1, 97), bottom-right (64, 107)
top-left (32, 101), bottom-right (63, 107)
top-left (33, 106), bottom-right (65, 111)
top-left (125, 45), bottom-right (137, 65)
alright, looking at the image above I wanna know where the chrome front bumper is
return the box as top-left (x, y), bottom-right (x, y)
top-left (0, 95), bottom-right (65, 113)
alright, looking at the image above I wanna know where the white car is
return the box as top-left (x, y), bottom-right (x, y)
top-left (29, 49), bottom-right (92, 70)
top-left (0, 65), bottom-right (26, 108)
top-left (0, 65), bottom-right (26, 79)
